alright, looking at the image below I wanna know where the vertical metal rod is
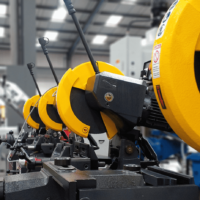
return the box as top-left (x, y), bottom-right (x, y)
top-left (64, 0), bottom-right (100, 74)
top-left (45, 54), bottom-right (59, 85)
top-left (38, 37), bottom-right (59, 85)
top-left (27, 63), bottom-right (42, 96)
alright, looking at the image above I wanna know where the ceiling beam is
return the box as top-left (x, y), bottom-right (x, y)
top-left (1, 24), bottom-right (147, 38)
top-left (100, 11), bottom-right (149, 19)
top-left (36, 5), bottom-right (58, 10)
top-left (67, 0), bottom-right (106, 62)
top-left (0, 24), bottom-right (10, 28)
top-left (0, 0), bottom-right (151, 7)
top-left (36, 6), bottom-right (150, 19)
top-left (2, 26), bottom-right (145, 39)
top-left (0, 1), bottom-right (8, 5)
top-left (1, 42), bottom-right (109, 53)
top-left (0, 47), bottom-right (10, 50)
top-left (37, 27), bottom-right (144, 38)
top-left (36, 17), bottom-right (150, 30)
top-left (35, 0), bottom-right (151, 9)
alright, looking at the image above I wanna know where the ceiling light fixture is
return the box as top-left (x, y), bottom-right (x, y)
top-left (121, 0), bottom-right (137, 5)
top-left (44, 31), bottom-right (58, 41)
top-left (0, 27), bottom-right (5, 37)
top-left (51, 7), bottom-right (68, 22)
top-left (92, 35), bottom-right (108, 45)
top-left (141, 39), bottom-right (147, 46)
top-left (105, 15), bottom-right (123, 27)
top-left (0, 5), bottom-right (7, 16)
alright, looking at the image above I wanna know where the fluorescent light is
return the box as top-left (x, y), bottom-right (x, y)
top-left (0, 27), bottom-right (5, 37)
top-left (44, 31), bottom-right (58, 41)
top-left (141, 39), bottom-right (147, 46)
top-left (121, 0), bottom-right (137, 5)
top-left (51, 7), bottom-right (67, 22)
top-left (92, 35), bottom-right (107, 45)
top-left (0, 5), bottom-right (7, 16)
top-left (105, 15), bottom-right (123, 27)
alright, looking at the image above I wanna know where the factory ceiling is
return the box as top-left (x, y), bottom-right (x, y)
top-left (0, 0), bottom-right (174, 57)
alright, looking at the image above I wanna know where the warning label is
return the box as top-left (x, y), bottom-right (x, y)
top-left (156, 0), bottom-right (179, 39)
top-left (153, 44), bottom-right (161, 79)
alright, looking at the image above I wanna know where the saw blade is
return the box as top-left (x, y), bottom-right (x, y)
top-left (56, 61), bottom-right (124, 138)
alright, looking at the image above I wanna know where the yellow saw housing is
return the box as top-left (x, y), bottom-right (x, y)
top-left (56, 61), bottom-right (124, 139)
top-left (152, 0), bottom-right (200, 151)
top-left (38, 87), bottom-right (64, 131)
top-left (23, 95), bottom-right (41, 129)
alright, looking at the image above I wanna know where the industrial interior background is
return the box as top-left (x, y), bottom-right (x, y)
top-left (0, 0), bottom-right (199, 189)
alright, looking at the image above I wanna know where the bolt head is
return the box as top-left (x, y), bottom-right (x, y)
top-left (9, 131), bottom-right (13, 135)
top-left (125, 144), bottom-right (134, 155)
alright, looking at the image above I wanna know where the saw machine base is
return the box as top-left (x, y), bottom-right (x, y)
top-left (1, 140), bottom-right (198, 200)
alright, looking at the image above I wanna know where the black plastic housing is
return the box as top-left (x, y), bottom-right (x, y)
top-left (85, 72), bottom-right (146, 133)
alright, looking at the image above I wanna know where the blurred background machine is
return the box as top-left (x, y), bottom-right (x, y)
top-left (110, 27), bottom-right (157, 78)
top-left (110, 0), bottom-right (169, 78)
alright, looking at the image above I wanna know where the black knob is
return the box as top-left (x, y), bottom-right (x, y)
top-left (54, 157), bottom-right (71, 167)
top-left (9, 131), bottom-right (13, 135)
top-left (123, 164), bottom-right (141, 172)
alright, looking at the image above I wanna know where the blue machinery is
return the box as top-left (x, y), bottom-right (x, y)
top-left (147, 130), bottom-right (187, 161)
top-left (187, 154), bottom-right (200, 188)
top-left (147, 130), bottom-right (200, 189)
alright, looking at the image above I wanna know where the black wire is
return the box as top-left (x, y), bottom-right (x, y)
top-left (127, 19), bottom-right (152, 32)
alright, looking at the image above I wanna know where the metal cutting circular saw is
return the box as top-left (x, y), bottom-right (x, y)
top-left (38, 86), bottom-right (65, 131)
top-left (23, 95), bottom-right (46, 130)
top-left (152, 0), bottom-right (200, 151)
top-left (25, 62), bottom-right (66, 132)
top-left (56, 61), bottom-right (124, 139)
top-left (23, 0), bottom-right (200, 153)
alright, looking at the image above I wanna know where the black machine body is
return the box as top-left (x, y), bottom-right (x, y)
top-left (86, 72), bottom-right (146, 133)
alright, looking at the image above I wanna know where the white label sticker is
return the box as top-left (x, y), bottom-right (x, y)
top-left (153, 44), bottom-right (162, 79)
top-left (156, 0), bottom-right (179, 39)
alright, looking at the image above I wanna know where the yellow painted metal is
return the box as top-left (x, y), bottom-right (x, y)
top-left (23, 95), bottom-right (40, 129)
top-left (152, 0), bottom-right (200, 151)
top-left (100, 112), bottom-right (118, 140)
top-left (38, 87), bottom-right (63, 131)
top-left (56, 61), bottom-right (124, 138)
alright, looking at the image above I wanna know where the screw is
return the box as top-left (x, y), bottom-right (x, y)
top-left (125, 144), bottom-right (134, 155)
top-left (84, 164), bottom-right (89, 170)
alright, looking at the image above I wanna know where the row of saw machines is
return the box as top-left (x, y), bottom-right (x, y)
top-left (0, 0), bottom-right (200, 200)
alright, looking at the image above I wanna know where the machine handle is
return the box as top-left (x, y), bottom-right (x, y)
top-left (38, 37), bottom-right (59, 85)
top-left (27, 63), bottom-right (42, 96)
top-left (63, 0), bottom-right (76, 15)
top-left (38, 37), bottom-right (49, 55)
top-left (63, 0), bottom-right (100, 74)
